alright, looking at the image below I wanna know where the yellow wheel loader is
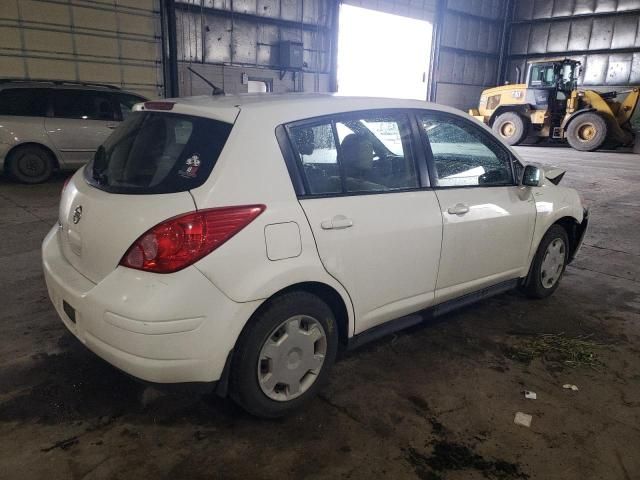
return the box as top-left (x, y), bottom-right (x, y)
top-left (469, 58), bottom-right (639, 151)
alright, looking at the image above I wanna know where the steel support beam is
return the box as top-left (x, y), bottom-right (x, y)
top-left (161, 0), bottom-right (179, 97)
top-left (174, 2), bottom-right (331, 33)
top-left (427, 0), bottom-right (446, 102)
top-left (329, 0), bottom-right (339, 92)
top-left (508, 46), bottom-right (640, 60)
top-left (510, 8), bottom-right (640, 25)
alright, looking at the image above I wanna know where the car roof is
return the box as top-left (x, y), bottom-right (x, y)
top-left (146, 93), bottom-right (463, 126)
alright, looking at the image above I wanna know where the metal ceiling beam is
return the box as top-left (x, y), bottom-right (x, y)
top-left (511, 8), bottom-right (640, 25)
top-left (439, 45), bottom-right (500, 58)
top-left (508, 46), bottom-right (640, 60)
top-left (445, 9), bottom-right (502, 25)
top-left (174, 2), bottom-right (331, 34)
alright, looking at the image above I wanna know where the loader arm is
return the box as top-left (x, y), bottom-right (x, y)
top-left (580, 90), bottom-right (634, 145)
top-left (615, 88), bottom-right (639, 125)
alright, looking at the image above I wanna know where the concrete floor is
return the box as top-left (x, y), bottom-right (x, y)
top-left (0, 146), bottom-right (638, 479)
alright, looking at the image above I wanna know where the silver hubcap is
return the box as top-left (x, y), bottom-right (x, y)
top-left (540, 238), bottom-right (566, 288)
top-left (257, 315), bottom-right (327, 401)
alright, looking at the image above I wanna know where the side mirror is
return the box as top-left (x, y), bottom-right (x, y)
top-left (522, 165), bottom-right (542, 187)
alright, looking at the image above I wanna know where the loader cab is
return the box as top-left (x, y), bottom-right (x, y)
top-left (527, 60), bottom-right (580, 96)
top-left (526, 60), bottom-right (581, 119)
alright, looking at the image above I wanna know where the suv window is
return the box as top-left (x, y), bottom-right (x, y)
top-left (53, 89), bottom-right (117, 121)
top-left (420, 113), bottom-right (514, 187)
top-left (85, 111), bottom-right (232, 194)
top-left (116, 93), bottom-right (145, 120)
top-left (0, 88), bottom-right (49, 116)
top-left (289, 112), bottom-right (418, 195)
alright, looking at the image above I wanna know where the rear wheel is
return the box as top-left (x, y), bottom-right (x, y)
top-left (566, 112), bottom-right (607, 152)
top-left (7, 145), bottom-right (55, 184)
top-left (492, 112), bottom-right (528, 146)
top-left (230, 291), bottom-right (338, 418)
top-left (521, 225), bottom-right (569, 299)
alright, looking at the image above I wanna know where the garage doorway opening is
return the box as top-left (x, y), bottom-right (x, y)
top-left (337, 4), bottom-right (432, 100)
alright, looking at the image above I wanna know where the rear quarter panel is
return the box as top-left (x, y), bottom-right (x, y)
top-left (0, 116), bottom-right (59, 168)
top-left (189, 108), bottom-right (356, 335)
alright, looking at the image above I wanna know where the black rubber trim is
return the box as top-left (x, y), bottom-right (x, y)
top-left (275, 124), bottom-right (306, 196)
top-left (214, 349), bottom-right (234, 398)
top-left (347, 314), bottom-right (423, 350)
top-left (347, 278), bottom-right (520, 350)
top-left (569, 208), bottom-right (589, 263)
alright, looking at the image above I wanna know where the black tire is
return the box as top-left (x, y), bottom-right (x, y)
top-left (230, 291), bottom-right (339, 418)
top-left (565, 112), bottom-right (607, 152)
top-left (7, 145), bottom-right (55, 184)
top-left (521, 225), bottom-right (569, 299)
top-left (492, 112), bottom-right (529, 146)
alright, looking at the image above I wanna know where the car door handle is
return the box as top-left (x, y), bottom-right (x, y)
top-left (106, 123), bottom-right (118, 129)
top-left (321, 215), bottom-right (354, 230)
top-left (447, 203), bottom-right (470, 215)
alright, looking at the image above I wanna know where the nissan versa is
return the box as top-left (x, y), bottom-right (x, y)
top-left (42, 94), bottom-right (588, 418)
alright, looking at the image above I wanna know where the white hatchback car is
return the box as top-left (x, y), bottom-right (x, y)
top-left (43, 94), bottom-right (588, 417)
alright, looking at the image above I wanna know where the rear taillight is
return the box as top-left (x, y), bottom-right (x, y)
top-left (120, 205), bottom-right (265, 274)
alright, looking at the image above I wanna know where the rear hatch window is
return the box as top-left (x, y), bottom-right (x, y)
top-left (85, 111), bottom-right (232, 194)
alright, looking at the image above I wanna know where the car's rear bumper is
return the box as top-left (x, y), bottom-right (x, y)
top-left (42, 225), bottom-right (260, 383)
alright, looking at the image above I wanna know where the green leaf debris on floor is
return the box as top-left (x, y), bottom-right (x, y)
top-left (504, 333), bottom-right (604, 370)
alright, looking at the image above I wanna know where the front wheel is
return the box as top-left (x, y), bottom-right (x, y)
top-left (521, 225), bottom-right (569, 299)
top-left (566, 112), bottom-right (607, 152)
top-left (230, 291), bottom-right (338, 418)
top-left (492, 112), bottom-right (529, 146)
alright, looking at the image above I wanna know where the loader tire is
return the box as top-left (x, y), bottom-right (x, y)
top-left (492, 112), bottom-right (528, 146)
top-left (566, 112), bottom-right (607, 152)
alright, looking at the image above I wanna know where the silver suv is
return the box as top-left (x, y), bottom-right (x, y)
top-left (0, 80), bottom-right (146, 183)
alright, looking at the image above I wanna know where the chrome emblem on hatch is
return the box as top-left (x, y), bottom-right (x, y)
top-left (72, 206), bottom-right (83, 224)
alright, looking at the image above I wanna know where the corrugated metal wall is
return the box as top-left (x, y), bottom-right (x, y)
top-left (0, 0), bottom-right (164, 98)
top-left (505, 0), bottom-right (640, 88)
top-left (431, 0), bottom-right (509, 110)
top-left (173, 0), bottom-right (335, 95)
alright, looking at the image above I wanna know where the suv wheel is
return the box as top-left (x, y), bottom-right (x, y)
top-left (231, 291), bottom-right (338, 418)
top-left (7, 145), bottom-right (55, 184)
top-left (522, 225), bottom-right (569, 299)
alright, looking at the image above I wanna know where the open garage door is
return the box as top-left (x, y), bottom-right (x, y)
top-left (0, 0), bottom-right (163, 98)
top-left (338, 0), bottom-right (435, 100)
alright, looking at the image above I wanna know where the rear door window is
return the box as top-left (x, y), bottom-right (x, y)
top-left (288, 111), bottom-right (419, 195)
top-left (0, 88), bottom-right (49, 116)
top-left (53, 90), bottom-right (117, 121)
top-left (85, 111), bottom-right (232, 194)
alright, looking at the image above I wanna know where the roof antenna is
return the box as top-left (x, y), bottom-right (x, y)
top-left (187, 66), bottom-right (225, 96)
